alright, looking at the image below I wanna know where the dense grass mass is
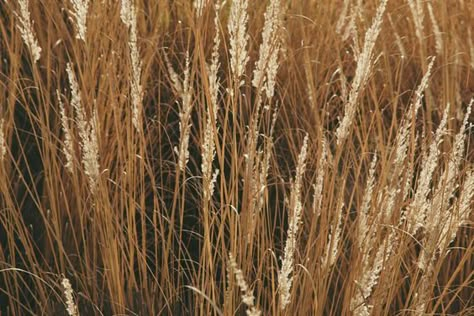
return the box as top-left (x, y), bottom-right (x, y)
top-left (0, 0), bottom-right (473, 315)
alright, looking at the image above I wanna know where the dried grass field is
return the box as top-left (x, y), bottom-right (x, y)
top-left (0, 0), bottom-right (473, 315)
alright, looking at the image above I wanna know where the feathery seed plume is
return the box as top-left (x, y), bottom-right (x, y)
top-left (427, 2), bottom-right (443, 56)
top-left (257, 108), bottom-right (278, 211)
top-left (0, 119), bottom-right (6, 161)
top-left (246, 106), bottom-right (279, 241)
top-left (176, 53), bottom-right (193, 172)
top-left (335, 0), bottom-right (387, 145)
top-left (57, 91), bottom-right (75, 173)
top-left (412, 264), bottom-right (434, 315)
top-left (442, 170), bottom-right (473, 249)
top-left (252, 0), bottom-right (284, 99)
top-left (14, 0), bottom-right (41, 62)
top-left (408, 104), bottom-right (449, 235)
top-left (437, 101), bottom-right (473, 253)
top-left (388, 14), bottom-right (407, 58)
top-left (407, 0), bottom-right (424, 44)
top-left (193, 0), bottom-right (208, 18)
top-left (202, 3), bottom-right (220, 201)
top-left (68, 0), bottom-right (90, 41)
top-left (358, 154), bottom-right (377, 250)
top-left (381, 58), bottom-right (435, 221)
top-left (165, 52), bottom-right (193, 172)
top-left (336, 0), bottom-right (351, 34)
top-left (121, 0), bottom-right (143, 132)
top-left (228, 0), bottom-right (249, 85)
top-left (228, 253), bottom-right (262, 316)
top-left (62, 278), bottom-right (79, 316)
top-left (427, 101), bottom-right (471, 240)
top-left (164, 53), bottom-right (183, 94)
top-left (278, 134), bottom-right (309, 310)
top-left (312, 137), bottom-right (327, 217)
top-left (66, 63), bottom-right (100, 192)
top-left (394, 57), bottom-right (435, 169)
top-left (322, 201), bottom-right (344, 269)
top-left (208, 2), bottom-right (220, 116)
top-left (351, 231), bottom-right (396, 316)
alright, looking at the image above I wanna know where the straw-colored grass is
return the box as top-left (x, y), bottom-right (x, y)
top-left (0, 0), bottom-right (472, 315)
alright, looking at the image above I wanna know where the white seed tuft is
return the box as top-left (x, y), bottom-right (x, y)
top-left (68, 0), bottom-right (90, 41)
top-left (121, 0), bottom-right (143, 132)
top-left (15, 0), bottom-right (41, 62)
top-left (62, 278), bottom-right (79, 316)
top-left (193, 0), bottom-right (208, 18)
top-left (176, 53), bottom-right (193, 172)
top-left (228, 0), bottom-right (249, 85)
top-left (202, 4), bottom-right (221, 201)
top-left (252, 0), bottom-right (284, 99)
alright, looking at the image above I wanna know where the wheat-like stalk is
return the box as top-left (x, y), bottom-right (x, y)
top-left (278, 134), bottom-right (309, 310)
top-left (407, 104), bottom-right (449, 235)
top-left (407, 0), bottom-right (425, 44)
top-left (388, 14), bottom-right (407, 59)
top-left (66, 63), bottom-right (100, 192)
top-left (164, 53), bottom-right (183, 94)
top-left (357, 154), bottom-right (377, 251)
top-left (426, 101), bottom-right (471, 245)
top-left (176, 53), bottom-right (193, 172)
top-left (351, 230), bottom-right (396, 316)
top-left (312, 136), bottom-right (327, 217)
top-left (202, 3), bottom-right (221, 202)
top-left (245, 105), bottom-right (278, 242)
top-left (380, 58), bottom-right (435, 221)
top-left (415, 162), bottom-right (474, 313)
top-left (68, 0), bottom-right (90, 41)
top-left (335, 0), bottom-right (351, 34)
top-left (228, 253), bottom-right (261, 316)
top-left (0, 118), bottom-right (6, 161)
top-left (427, 2), bottom-right (442, 56)
top-left (443, 169), bottom-right (473, 250)
top-left (427, 100), bottom-right (472, 258)
top-left (335, 0), bottom-right (387, 146)
top-left (14, 0), bottom-right (41, 62)
top-left (341, 7), bottom-right (357, 43)
top-left (252, 0), bottom-right (284, 99)
top-left (57, 91), bottom-right (75, 174)
top-left (62, 278), bottom-right (79, 316)
top-left (165, 52), bottom-right (193, 172)
top-left (1, 1), bottom-right (473, 314)
top-left (394, 57), bottom-right (435, 168)
top-left (322, 201), bottom-right (344, 269)
top-left (193, 0), bottom-right (208, 18)
top-left (120, 0), bottom-right (143, 132)
top-left (228, 0), bottom-right (249, 86)
top-left (439, 171), bottom-right (473, 254)
top-left (468, 27), bottom-right (474, 69)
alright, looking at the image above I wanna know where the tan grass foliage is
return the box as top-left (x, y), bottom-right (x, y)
top-left (0, 0), bottom-right (472, 315)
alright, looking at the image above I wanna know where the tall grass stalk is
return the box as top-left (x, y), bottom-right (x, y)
top-left (0, 1), bottom-right (472, 315)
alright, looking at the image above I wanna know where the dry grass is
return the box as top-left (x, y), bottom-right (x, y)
top-left (0, 0), bottom-right (473, 315)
